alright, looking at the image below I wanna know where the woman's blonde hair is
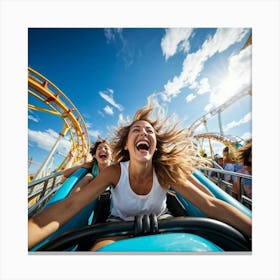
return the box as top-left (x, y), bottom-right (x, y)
top-left (235, 139), bottom-right (252, 166)
top-left (111, 103), bottom-right (201, 188)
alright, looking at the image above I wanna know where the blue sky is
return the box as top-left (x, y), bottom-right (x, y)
top-left (28, 28), bottom-right (252, 174)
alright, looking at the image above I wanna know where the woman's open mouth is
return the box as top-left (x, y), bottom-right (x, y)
top-left (99, 153), bottom-right (108, 159)
top-left (136, 140), bottom-right (150, 153)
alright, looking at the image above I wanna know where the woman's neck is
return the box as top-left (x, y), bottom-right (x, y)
top-left (128, 160), bottom-right (153, 179)
top-left (128, 160), bottom-right (153, 195)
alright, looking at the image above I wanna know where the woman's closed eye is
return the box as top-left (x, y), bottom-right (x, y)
top-left (132, 127), bottom-right (154, 134)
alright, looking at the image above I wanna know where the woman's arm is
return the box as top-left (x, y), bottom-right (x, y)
top-left (232, 178), bottom-right (241, 200)
top-left (172, 180), bottom-right (252, 238)
top-left (28, 164), bottom-right (120, 249)
top-left (187, 174), bottom-right (214, 197)
top-left (63, 162), bottom-right (92, 178)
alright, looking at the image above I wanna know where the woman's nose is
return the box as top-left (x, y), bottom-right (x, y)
top-left (140, 130), bottom-right (147, 136)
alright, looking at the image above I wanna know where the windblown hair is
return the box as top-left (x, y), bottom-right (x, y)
top-left (90, 139), bottom-right (111, 165)
top-left (222, 146), bottom-right (236, 163)
top-left (235, 140), bottom-right (252, 167)
top-left (111, 103), bottom-right (201, 188)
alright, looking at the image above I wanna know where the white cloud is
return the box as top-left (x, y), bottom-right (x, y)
top-left (28, 110), bottom-right (40, 122)
top-left (202, 28), bottom-right (248, 57)
top-left (186, 93), bottom-right (196, 103)
top-left (99, 89), bottom-right (123, 111)
top-left (161, 28), bottom-right (249, 101)
top-left (197, 77), bottom-right (210, 95)
top-left (240, 131), bottom-right (252, 141)
top-left (28, 114), bottom-right (40, 122)
top-left (146, 92), bottom-right (169, 117)
top-left (104, 28), bottom-right (133, 67)
top-left (224, 112), bottom-right (252, 132)
top-left (85, 122), bottom-right (92, 129)
top-left (88, 129), bottom-right (101, 139)
top-left (98, 110), bottom-right (105, 117)
top-left (104, 105), bottom-right (114, 115)
top-left (163, 75), bottom-right (185, 100)
top-left (204, 103), bottom-right (213, 112)
top-left (28, 128), bottom-right (71, 154)
top-left (104, 28), bottom-right (122, 43)
top-left (209, 45), bottom-right (252, 107)
top-left (117, 113), bottom-right (131, 126)
top-left (161, 28), bottom-right (193, 60)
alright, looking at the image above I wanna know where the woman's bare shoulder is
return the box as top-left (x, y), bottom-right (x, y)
top-left (105, 163), bottom-right (121, 173)
top-left (103, 163), bottom-right (121, 185)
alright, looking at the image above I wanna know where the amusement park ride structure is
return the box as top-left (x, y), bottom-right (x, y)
top-left (190, 86), bottom-right (252, 158)
top-left (28, 67), bottom-right (90, 180)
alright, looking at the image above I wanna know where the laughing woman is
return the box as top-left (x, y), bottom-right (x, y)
top-left (28, 103), bottom-right (251, 250)
top-left (63, 139), bottom-right (112, 193)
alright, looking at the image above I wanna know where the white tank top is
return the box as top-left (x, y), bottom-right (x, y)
top-left (110, 161), bottom-right (167, 221)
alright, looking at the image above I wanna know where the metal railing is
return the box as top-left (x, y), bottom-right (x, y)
top-left (28, 171), bottom-right (64, 218)
top-left (198, 166), bottom-right (252, 209)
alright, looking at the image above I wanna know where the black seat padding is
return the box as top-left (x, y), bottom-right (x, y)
top-left (91, 190), bottom-right (112, 224)
top-left (166, 192), bottom-right (188, 217)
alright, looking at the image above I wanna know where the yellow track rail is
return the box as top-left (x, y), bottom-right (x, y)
top-left (28, 67), bottom-right (90, 170)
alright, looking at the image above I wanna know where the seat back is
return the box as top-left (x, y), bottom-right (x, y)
top-left (90, 190), bottom-right (112, 224)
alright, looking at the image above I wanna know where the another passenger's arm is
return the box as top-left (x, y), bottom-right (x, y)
top-left (232, 177), bottom-right (241, 200)
top-left (28, 165), bottom-right (119, 249)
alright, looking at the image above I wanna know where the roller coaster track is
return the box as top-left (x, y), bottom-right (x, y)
top-left (28, 67), bottom-right (90, 178)
top-left (188, 86), bottom-right (251, 158)
top-left (188, 86), bottom-right (252, 136)
top-left (194, 132), bottom-right (245, 147)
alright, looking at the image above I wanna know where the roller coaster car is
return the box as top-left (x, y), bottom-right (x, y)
top-left (29, 169), bottom-right (252, 252)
